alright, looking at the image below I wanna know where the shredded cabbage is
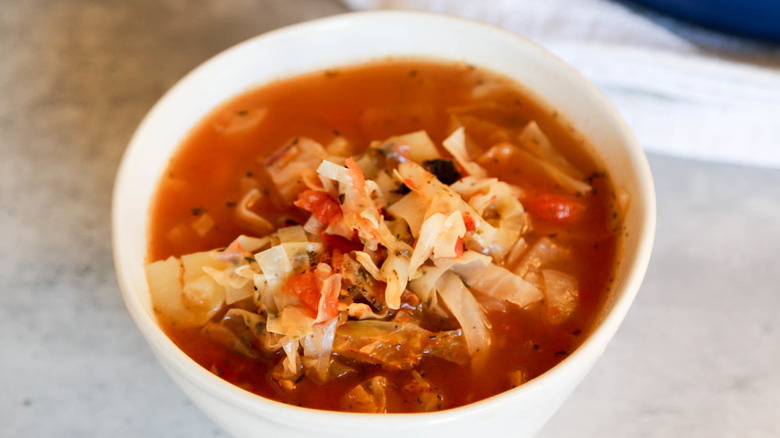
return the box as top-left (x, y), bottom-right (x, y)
top-left (146, 123), bottom-right (608, 391)
top-left (436, 271), bottom-right (491, 356)
top-left (542, 269), bottom-right (579, 324)
top-left (442, 127), bottom-right (487, 178)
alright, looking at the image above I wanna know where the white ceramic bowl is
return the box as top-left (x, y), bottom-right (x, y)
top-left (113, 11), bottom-right (655, 438)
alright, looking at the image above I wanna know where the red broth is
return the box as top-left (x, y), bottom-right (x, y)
top-left (147, 60), bottom-right (620, 412)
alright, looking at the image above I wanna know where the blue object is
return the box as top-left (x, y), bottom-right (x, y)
top-left (629, 0), bottom-right (780, 43)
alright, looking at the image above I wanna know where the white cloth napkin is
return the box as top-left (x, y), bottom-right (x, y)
top-left (344, 0), bottom-right (780, 168)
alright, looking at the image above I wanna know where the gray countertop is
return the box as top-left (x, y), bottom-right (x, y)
top-left (2, 1), bottom-right (778, 437)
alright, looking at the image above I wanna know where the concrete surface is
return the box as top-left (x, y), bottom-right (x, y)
top-left (1, 1), bottom-right (778, 437)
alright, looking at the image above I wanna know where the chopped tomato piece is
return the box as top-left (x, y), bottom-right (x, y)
top-left (454, 236), bottom-right (465, 257)
top-left (462, 214), bottom-right (476, 232)
top-left (526, 194), bottom-right (585, 222)
top-left (284, 271), bottom-right (320, 314)
top-left (294, 189), bottom-right (342, 224)
top-left (321, 231), bottom-right (363, 254)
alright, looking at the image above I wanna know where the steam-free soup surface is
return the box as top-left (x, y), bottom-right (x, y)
top-left (147, 60), bottom-right (620, 412)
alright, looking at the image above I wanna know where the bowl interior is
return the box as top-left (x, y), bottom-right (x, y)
top-left (112, 10), bottom-right (655, 434)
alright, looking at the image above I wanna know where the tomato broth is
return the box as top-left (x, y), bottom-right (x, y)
top-left (147, 60), bottom-right (620, 412)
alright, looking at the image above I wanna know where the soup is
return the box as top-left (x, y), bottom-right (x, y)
top-left (145, 60), bottom-right (623, 413)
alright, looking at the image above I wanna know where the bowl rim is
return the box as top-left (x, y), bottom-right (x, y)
top-left (112, 9), bottom-right (656, 428)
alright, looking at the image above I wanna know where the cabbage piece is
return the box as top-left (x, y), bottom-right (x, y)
top-left (542, 269), bottom-right (579, 324)
top-left (341, 376), bottom-right (392, 413)
top-left (253, 242), bottom-right (323, 312)
top-left (433, 250), bottom-right (541, 308)
top-left (266, 306), bottom-right (315, 339)
top-left (408, 264), bottom-right (448, 308)
top-left (190, 212), bottom-right (215, 237)
top-left (518, 121), bottom-right (583, 179)
top-left (224, 308), bottom-right (266, 335)
top-left (173, 276), bottom-right (223, 324)
top-left (145, 256), bottom-right (225, 327)
top-left (209, 232), bottom-right (317, 308)
top-left (450, 176), bottom-right (500, 211)
top-left (302, 317), bottom-right (339, 383)
top-left (380, 130), bottom-right (440, 164)
top-left (408, 212), bottom-right (445, 275)
top-left (266, 137), bottom-right (327, 203)
top-left (442, 127), bottom-right (487, 178)
top-left (325, 135), bottom-right (352, 157)
top-left (480, 142), bottom-right (592, 195)
top-left (146, 257), bottom-right (187, 321)
top-left (236, 234), bottom-right (273, 253)
top-left (450, 256), bottom-right (543, 308)
top-left (257, 330), bottom-right (287, 354)
top-left (504, 237), bottom-right (529, 270)
top-left (318, 158), bottom-right (388, 251)
top-left (203, 265), bottom-right (253, 305)
top-left (396, 161), bottom-right (500, 254)
top-left (380, 250), bottom-right (410, 310)
top-left (385, 218), bottom-right (413, 245)
top-left (276, 225), bottom-right (308, 243)
top-left (451, 176), bottom-right (529, 260)
top-left (434, 211), bottom-right (467, 259)
top-left (435, 271), bottom-right (491, 356)
top-left (341, 253), bottom-right (386, 311)
top-left (408, 210), bottom-right (466, 275)
top-left (182, 246), bottom-right (254, 305)
top-left (234, 188), bottom-right (274, 235)
top-left (345, 303), bottom-right (390, 320)
top-left (449, 114), bottom-right (512, 147)
top-left (514, 236), bottom-right (571, 279)
top-left (333, 320), bottom-right (468, 369)
top-left (411, 250), bottom-right (491, 310)
top-left (202, 320), bottom-right (258, 359)
top-left (303, 215), bottom-right (324, 235)
top-left (317, 159), bottom-right (351, 186)
top-left (200, 254), bottom-right (255, 305)
top-left (181, 251), bottom-right (227, 283)
top-left (354, 251), bottom-right (382, 280)
top-left (403, 370), bottom-right (445, 412)
top-left (279, 337), bottom-right (303, 380)
top-left (202, 308), bottom-right (266, 359)
top-left (354, 153), bottom-right (381, 180)
top-left (374, 170), bottom-right (403, 205)
top-left (387, 192), bottom-right (427, 238)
